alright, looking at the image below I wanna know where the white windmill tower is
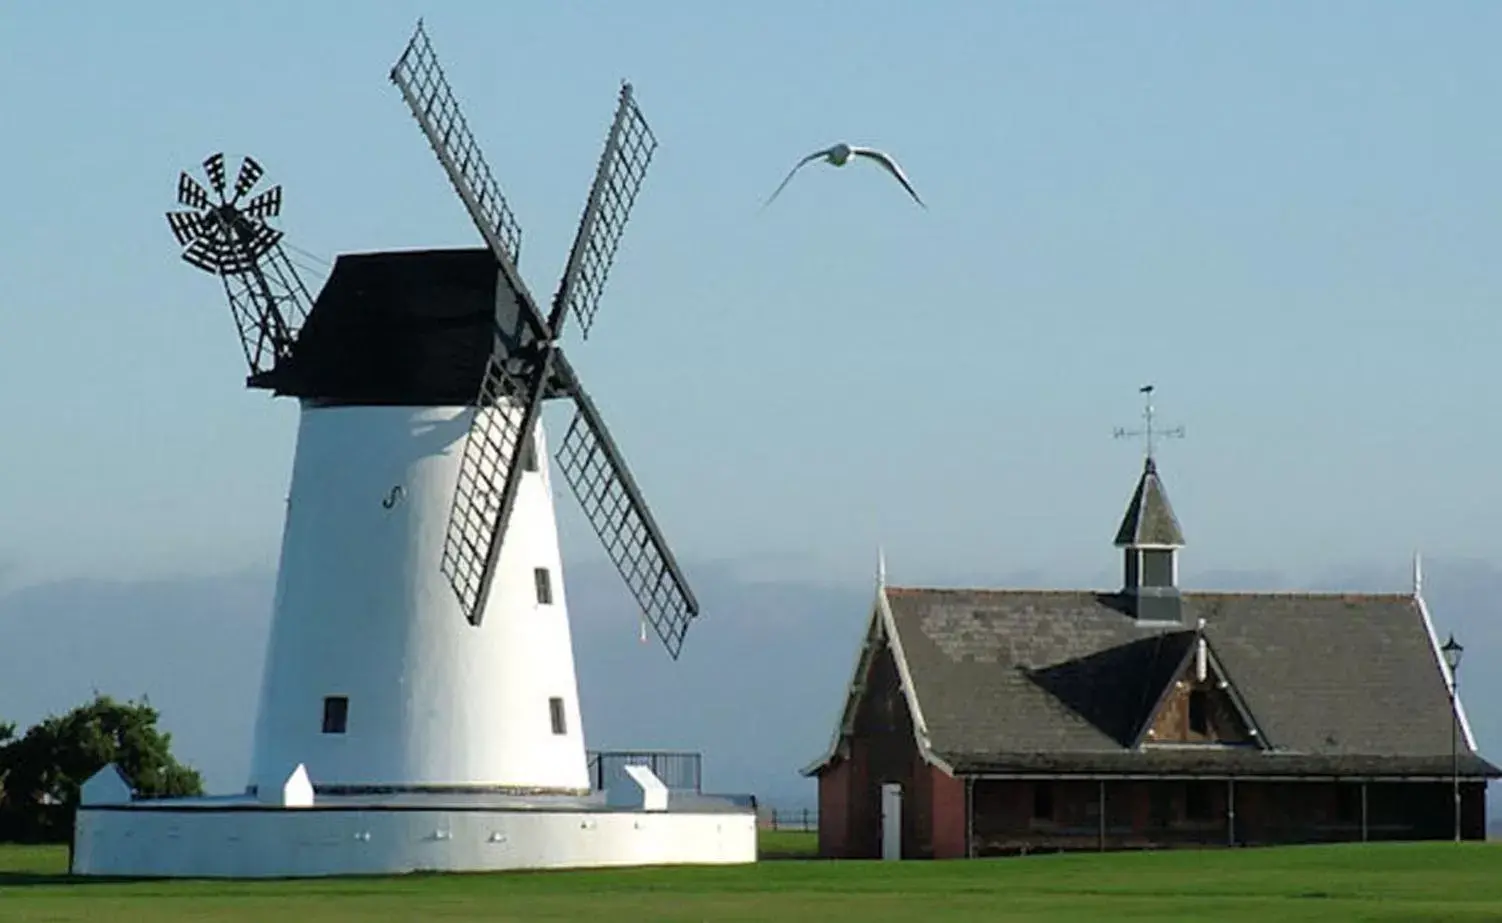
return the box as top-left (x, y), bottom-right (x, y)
top-left (71, 21), bottom-right (751, 878)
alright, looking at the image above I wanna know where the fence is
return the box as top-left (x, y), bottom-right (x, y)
top-left (586, 750), bottom-right (703, 794)
top-left (758, 807), bottom-right (819, 831)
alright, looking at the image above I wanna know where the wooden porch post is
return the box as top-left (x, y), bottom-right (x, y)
top-left (1227, 778), bottom-right (1236, 846)
top-left (1098, 780), bottom-right (1106, 851)
top-left (964, 776), bottom-right (974, 859)
top-left (1360, 781), bottom-right (1368, 842)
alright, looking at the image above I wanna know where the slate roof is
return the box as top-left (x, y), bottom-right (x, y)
top-left (864, 587), bottom-right (1499, 779)
top-left (1114, 458), bottom-right (1185, 547)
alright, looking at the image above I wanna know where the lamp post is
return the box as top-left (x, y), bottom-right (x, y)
top-left (1441, 633), bottom-right (1464, 843)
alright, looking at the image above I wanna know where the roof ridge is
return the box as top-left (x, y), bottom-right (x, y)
top-left (884, 586), bottom-right (1104, 597)
top-left (885, 585), bottom-right (1413, 601)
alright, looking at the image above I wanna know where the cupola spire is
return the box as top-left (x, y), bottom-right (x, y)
top-left (1112, 385), bottom-right (1186, 623)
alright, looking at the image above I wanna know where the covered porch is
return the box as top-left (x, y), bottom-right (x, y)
top-left (962, 774), bottom-right (1490, 857)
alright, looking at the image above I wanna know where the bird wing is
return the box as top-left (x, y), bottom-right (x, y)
top-left (850, 146), bottom-right (926, 208)
top-left (763, 146), bottom-right (837, 208)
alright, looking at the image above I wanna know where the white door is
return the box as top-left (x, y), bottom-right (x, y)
top-left (880, 782), bottom-right (902, 861)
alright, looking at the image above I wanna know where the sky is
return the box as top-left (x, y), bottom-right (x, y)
top-left (0, 5), bottom-right (1498, 593)
top-left (3, 2), bottom-right (1500, 593)
top-left (1, 0), bottom-right (1501, 806)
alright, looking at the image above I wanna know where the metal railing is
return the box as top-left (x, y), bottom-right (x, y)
top-left (586, 750), bottom-right (702, 793)
top-left (759, 807), bottom-right (819, 831)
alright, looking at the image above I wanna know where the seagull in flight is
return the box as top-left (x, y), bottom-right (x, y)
top-left (764, 142), bottom-right (926, 208)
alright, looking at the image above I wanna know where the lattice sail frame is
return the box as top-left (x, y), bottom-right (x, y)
top-left (439, 355), bottom-right (537, 621)
top-left (390, 21), bottom-right (528, 293)
top-left (556, 83), bottom-right (658, 340)
top-left (165, 153), bottom-right (311, 377)
top-left (555, 388), bottom-right (695, 658)
top-left (390, 20), bottom-right (699, 658)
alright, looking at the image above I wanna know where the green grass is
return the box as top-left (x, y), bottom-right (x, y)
top-left (4, 838), bottom-right (1502, 921)
top-left (759, 829), bottom-right (818, 858)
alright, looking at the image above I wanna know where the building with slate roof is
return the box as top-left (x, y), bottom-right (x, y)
top-left (803, 454), bottom-right (1500, 859)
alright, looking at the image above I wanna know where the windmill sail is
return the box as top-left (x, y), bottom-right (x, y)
top-left (389, 20), bottom-right (699, 656)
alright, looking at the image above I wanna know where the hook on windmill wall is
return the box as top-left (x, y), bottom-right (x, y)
top-left (381, 485), bottom-right (405, 510)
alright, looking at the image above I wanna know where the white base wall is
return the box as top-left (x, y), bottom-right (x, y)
top-left (72, 805), bottom-right (757, 878)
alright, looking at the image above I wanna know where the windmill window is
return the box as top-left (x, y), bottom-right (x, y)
top-left (1188, 690), bottom-right (1209, 736)
top-left (549, 697), bottom-right (567, 735)
top-left (1032, 783), bottom-right (1054, 821)
top-left (534, 567), bottom-right (553, 605)
top-left (322, 696), bottom-right (348, 734)
top-left (519, 433), bottom-right (539, 472)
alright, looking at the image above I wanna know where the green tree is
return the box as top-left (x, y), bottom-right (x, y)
top-left (0, 694), bottom-right (203, 843)
top-left (0, 720), bottom-right (13, 811)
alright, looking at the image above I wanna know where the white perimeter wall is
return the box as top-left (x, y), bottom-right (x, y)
top-left (249, 403), bottom-right (589, 794)
top-left (73, 807), bottom-right (757, 878)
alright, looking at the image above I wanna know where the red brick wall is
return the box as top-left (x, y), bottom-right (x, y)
top-left (930, 767), bottom-right (967, 858)
top-left (817, 759), bottom-right (851, 858)
top-left (815, 641), bottom-right (968, 859)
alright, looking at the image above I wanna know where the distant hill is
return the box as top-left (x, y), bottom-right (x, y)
top-left (0, 559), bottom-right (871, 806)
top-left (1, 556), bottom-right (1497, 813)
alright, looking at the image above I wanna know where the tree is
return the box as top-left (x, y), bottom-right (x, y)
top-left (0, 720), bottom-right (13, 812)
top-left (0, 694), bottom-right (203, 843)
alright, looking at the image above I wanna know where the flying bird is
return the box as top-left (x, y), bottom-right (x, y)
top-left (764, 142), bottom-right (926, 208)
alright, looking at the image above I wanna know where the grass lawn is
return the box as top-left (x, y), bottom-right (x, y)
top-left (759, 829), bottom-right (819, 858)
top-left (4, 836), bottom-right (1502, 921)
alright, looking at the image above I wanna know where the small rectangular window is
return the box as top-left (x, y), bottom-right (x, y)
top-left (1336, 783), bottom-right (1361, 823)
top-left (1142, 549), bottom-right (1175, 587)
top-left (1188, 689), bottom-right (1209, 736)
top-left (1185, 782), bottom-right (1213, 820)
top-left (1150, 785), bottom-right (1172, 826)
top-left (1032, 782), bottom-right (1053, 820)
top-left (549, 696), bottom-right (567, 735)
top-left (534, 567), bottom-right (553, 605)
top-left (322, 696), bottom-right (348, 734)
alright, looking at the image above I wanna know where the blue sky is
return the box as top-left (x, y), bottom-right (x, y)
top-left (2, 1), bottom-right (1500, 591)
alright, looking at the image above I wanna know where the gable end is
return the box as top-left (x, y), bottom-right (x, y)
top-left (1133, 632), bottom-right (1268, 750)
top-left (802, 587), bottom-right (947, 776)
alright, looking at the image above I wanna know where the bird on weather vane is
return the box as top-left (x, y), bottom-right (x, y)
top-left (1113, 384), bottom-right (1184, 462)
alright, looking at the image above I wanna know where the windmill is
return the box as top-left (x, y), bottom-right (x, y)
top-left (390, 20), bottom-right (699, 657)
top-left (69, 21), bottom-right (754, 880)
top-left (165, 153), bottom-right (311, 380)
top-left (150, 20), bottom-right (702, 803)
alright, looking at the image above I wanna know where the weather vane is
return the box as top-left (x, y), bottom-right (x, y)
top-left (1113, 384), bottom-right (1184, 462)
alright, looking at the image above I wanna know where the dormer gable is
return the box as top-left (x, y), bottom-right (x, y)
top-left (1133, 624), bottom-right (1267, 749)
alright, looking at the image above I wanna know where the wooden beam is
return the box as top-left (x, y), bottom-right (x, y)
top-left (965, 776), bottom-right (974, 859)
top-left (1360, 781), bottom-right (1369, 842)
top-left (1227, 778), bottom-right (1236, 846)
top-left (963, 772), bottom-right (1485, 783)
top-left (1098, 780), bottom-right (1106, 851)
